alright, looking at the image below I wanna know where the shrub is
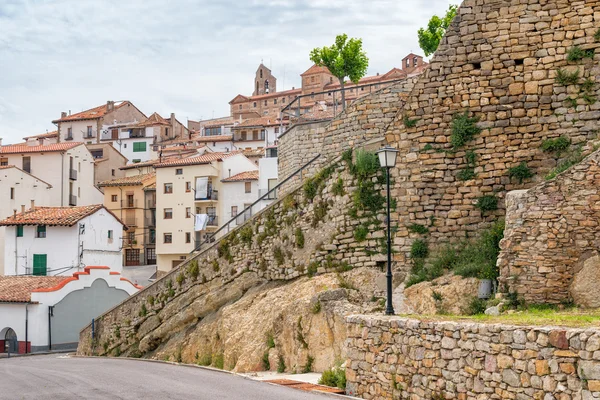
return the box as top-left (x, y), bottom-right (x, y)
top-left (541, 136), bottom-right (570, 154)
top-left (508, 162), bottom-right (534, 184)
top-left (318, 364), bottom-right (346, 389)
top-left (450, 111), bottom-right (481, 149)
top-left (139, 303), bottom-right (147, 317)
top-left (431, 291), bottom-right (443, 302)
top-left (303, 179), bottom-right (318, 201)
top-left (353, 180), bottom-right (384, 213)
top-left (176, 273), bottom-right (186, 287)
top-left (581, 77), bottom-right (595, 92)
top-left (475, 195), bottom-right (498, 212)
top-left (354, 225), bottom-right (369, 242)
top-left (341, 149), bottom-right (353, 165)
top-left (337, 273), bottom-right (357, 290)
top-left (295, 228), bottom-right (305, 248)
top-left (239, 225), bottom-right (253, 245)
top-left (311, 301), bottom-right (322, 314)
top-left (282, 195), bottom-right (298, 212)
top-left (555, 68), bottom-right (580, 86)
top-left (147, 295), bottom-right (155, 306)
top-left (582, 93), bottom-right (597, 105)
top-left (403, 114), bottom-right (419, 128)
top-left (332, 177), bottom-right (345, 196)
top-left (266, 332), bottom-right (275, 349)
top-left (354, 149), bottom-right (380, 178)
top-left (545, 146), bottom-right (583, 180)
top-left (408, 223), bottom-right (429, 235)
top-left (466, 297), bottom-right (488, 315)
top-left (302, 356), bottom-right (314, 373)
top-left (198, 353), bottom-right (212, 366)
top-left (187, 260), bottom-right (199, 281)
top-left (312, 201), bottom-right (329, 227)
top-left (213, 352), bottom-right (224, 369)
top-left (457, 168), bottom-right (476, 181)
top-left (453, 220), bottom-right (504, 280)
top-left (277, 356), bottom-right (286, 373)
top-left (262, 351), bottom-right (270, 370)
top-left (307, 261), bottom-right (319, 277)
top-left (566, 46), bottom-right (595, 62)
top-left (565, 97), bottom-right (578, 108)
top-left (410, 239), bottom-right (429, 259)
top-left (212, 259), bottom-right (220, 272)
top-left (273, 246), bottom-right (284, 266)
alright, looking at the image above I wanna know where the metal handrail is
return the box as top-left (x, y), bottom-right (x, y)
top-left (189, 153), bottom-right (321, 254)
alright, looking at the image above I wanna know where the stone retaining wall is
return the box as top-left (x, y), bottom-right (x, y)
top-left (498, 149), bottom-right (600, 305)
top-left (345, 315), bottom-right (600, 399)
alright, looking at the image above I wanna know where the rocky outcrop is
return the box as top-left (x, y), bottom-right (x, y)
top-left (402, 274), bottom-right (480, 315)
top-left (570, 253), bottom-right (600, 308)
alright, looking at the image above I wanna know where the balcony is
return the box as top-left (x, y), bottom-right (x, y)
top-left (145, 233), bottom-right (156, 245)
top-left (122, 199), bottom-right (138, 208)
top-left (146, 199), bottom-right (156, 209)
top-left (125, 217), bottom-right (137, 227)
top-left (145, 214), bottom-right (156, 227)
top-left (207, 215), bottom-right (218, 227)
top-left (69, 195), bottom-right (77, 206)
top-left (259, 188), bottom-right (277, 200)
top-left (195, 189), bottom-right (218, 201)
top-left (69, 169), bottom-right (77, 180)
top-left (123, 238), bottom-right (139, 247)
top-left (84, 133), bottom-right (96, 139)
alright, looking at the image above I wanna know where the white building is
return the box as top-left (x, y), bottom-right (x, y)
top-left (230, 116), bottom-right (287, 150)
top-left (0, 142), bottom-right (103, 207)
top-left (258, 146), bottom-right (279, 210)
top-left (0, 165), bottom-right (53, 275)
top-left (0, 204), bottom-right (125, 277)
top-left (0, 266), bottom-right (140, 353)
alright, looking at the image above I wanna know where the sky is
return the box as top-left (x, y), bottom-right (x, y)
top-left (0, 0), bottom-right (452, 144)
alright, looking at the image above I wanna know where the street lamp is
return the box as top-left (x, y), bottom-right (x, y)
top-left (377, 146), bottom-right (398, 315)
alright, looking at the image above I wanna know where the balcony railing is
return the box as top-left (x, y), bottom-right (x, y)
top-left (207, 215), bottom-right (218, 227)
top-left (146, 199), bottom-right (156, 209)
top-left (145, 215), bottom-right (156, 227)
top-left (195, 189), bottom-right (218, 201)
top-left (259, 188), bottom-right (277, 200)
top-left (125, 217), bottom-right (137, 227)
top-left (145, 233), bottom-right (156, 245)
top-left (84, 133), bottom-right (96, 139)
top-left (123, 238), bottom-right (139, 246)
top-left (69, 195), bottom-right (77, 206)
top-left (122, 199), bottom-right (138, 208)
top-left (69, 169), bottom-right (77, 180)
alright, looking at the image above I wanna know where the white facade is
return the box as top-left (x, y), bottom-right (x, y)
top-left (0, 144), bottom-right (103, 206)
top-left (103, 127), bottom-right (158, 163)
top-left (3, 207), bottom-right (124, 276)
top-left (59, 120), bottom-right (100, 144)
top-left (258, 155), bottom-right (278, 210)
top-left (0, 167), bottom-right (53, 275)
top-left (220, 154), bottom-right (260, 227)
top-left (0, 267), bottom-right (139, 353)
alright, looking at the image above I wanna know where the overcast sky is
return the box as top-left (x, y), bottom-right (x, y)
top-left (0, 0), bottom-right (452, 143)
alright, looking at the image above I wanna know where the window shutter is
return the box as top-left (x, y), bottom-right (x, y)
top-left (33, 254), bottom-right (47, 276)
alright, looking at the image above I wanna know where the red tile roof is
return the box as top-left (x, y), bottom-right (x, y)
top-left (235, 116), bottom-right (288, 128)
top-left (195, 135), bottom-right (233, 143)
top-left (0, 276), bottom-right (67, 303)
top-left (136, 112), bottom-right (170, 127)
top-left (52, 101), bottom-right (131, 123)
top-left (154, 152), bottom-right (238, 168)
top-left (23, 131), bottom-right (59, 140)
top-left (0, 142), bottom-right (83, 155)
top-left (301, 64), bottom-right (331, 76)
top-left (0, 205), bottom-right (123, 227)
top-left (98, 172), bottom-right (155, 187)
top-left (221, 170), bottom-right (259, 182)
top-left (248, 88), bottom-right (301, 101)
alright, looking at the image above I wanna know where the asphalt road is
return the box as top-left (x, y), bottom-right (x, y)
top-left (0, 355), bottom-right (336, 400)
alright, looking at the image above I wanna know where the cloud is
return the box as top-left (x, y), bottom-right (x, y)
top-left (0, 0), bottom-right (451, 142)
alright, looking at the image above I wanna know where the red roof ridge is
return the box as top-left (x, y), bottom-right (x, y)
top-left (221, 170), bottom-right (259, 182)
top-left (0, 142), bottom-right (84, 155)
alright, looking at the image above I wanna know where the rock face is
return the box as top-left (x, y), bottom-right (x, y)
top-left (346, 315), bottom-right (600, 400)
top-left (402, 274), bottom-right (479, 315)
top-left (570, 254), bottom-right (600, 308)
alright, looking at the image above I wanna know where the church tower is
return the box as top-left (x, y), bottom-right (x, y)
top-left (253, 64), bottom-right (277, 96)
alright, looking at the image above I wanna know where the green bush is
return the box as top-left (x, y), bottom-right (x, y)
top-left (541, 136), bottom-right (570, 154)
top-left (303, 179), bottom-right (318, 201)
top-left (566, 46), bottom-right (595, 62)
top-left (408, 223), bottom-right (429, 235)
top-left (198, 353), bottom-right (212, 366)
top-left (176, 272), bottom-right (186, 287)
top-left (453, 220), bottom-right (504, 280)
top-left (273, 246), bottom-right (284, 266)
top-left (582, 93), bottom-right (597, 105)
top-left (450, 111), bottom-right (481, 149)
top-left (354, 225), bottom-right (369, 242)
top-left (311, 301), bottom-right (322, 314)
top-left (403, 114), bottom-right (419, 128)
top-left (354, 149), bottom-right (380, 178)
top-left (332, 177), bottom-right (345, 196)
top-left (466, 297), bottom-right (488, 315)
top-left (318, 365), bottom-right (346, 389)
top-left (545, 146), bottom-right (583, 180)
top-left (508, 162), bottom-right (534, 184)
top-left (410, 239), bottom-right (429, 259)
top-left (302, 356), bottom-right (314, 373)
top-left (353, 180), bottom-right (384, 213)
top-left (187, 260), bottom-right (199, 281)
top-left (307, 262), bottom-right (319, 277)
top-left (457, 168), bottom-right (476, 181)
top-left (555, 68), bottom-right (580, 86)
top-left (277, 355), bottom-right (286, 373)
top-left (475, 195), bottom-right (498, 212)
top-left (262, 351), bottom-right (270, 370)
top-left (213, 352), bottom-right (224, 369)
top-left (239, 225), bottom-right (253, 245)
top-left (581, 78), bottom-right (596, 92)
top-left (295, 228), bottom-right (305, 248)
top-left (341, 149), bottom-right (353, 165)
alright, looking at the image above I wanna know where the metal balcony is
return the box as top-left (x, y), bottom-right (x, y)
top-left (146, 199), bottom-right (156, 209)
top-left (207, 215), bottom-right (218, 227)
top-left (69, 169), bottom-right (77, 180)
top-left (69, 195), bottom-right (77, 206)
top-left (194, 189), bottom-right (218, 201)
top-left (122, 199), bottom-right (138, 208)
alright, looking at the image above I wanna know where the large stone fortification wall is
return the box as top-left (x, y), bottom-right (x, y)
top-left (278, 78), bottom-right (416, 195)
top-left (498, 149), bottom-right (600, 305)
top-left (78, 153), bottom-right (391, 367)
top-left (346, 315), bottom-right (600, 399)
top-left (386, 0), bottom-right (600, 265)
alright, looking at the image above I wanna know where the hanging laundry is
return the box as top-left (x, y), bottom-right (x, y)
top-left (195, 177), bottom-right (209, 200)
top-left (194, 214), bottom-right (209, 231)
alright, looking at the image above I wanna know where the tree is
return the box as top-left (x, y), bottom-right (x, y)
top-left (310, 34), bottom-right (369, 110)
top-left (417, 4), bottom-right (458, 57)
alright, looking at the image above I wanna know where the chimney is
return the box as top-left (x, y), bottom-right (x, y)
top-left (377, 72), bottom-right (380, 76)
top-left (107, 101), bottom-right (115, 112)
top-left (61, 111), bottom-right (67, 119)
top-left (21, 205), bottom-right (25, 214)
top-left (13, 209), bottom-right (16, 218)
top-left (30, 199), bottom-right (35, 211)
top-left (171, 113), bottom-right (176, 138)
top-left (0, 137), bottom-right (3, 147)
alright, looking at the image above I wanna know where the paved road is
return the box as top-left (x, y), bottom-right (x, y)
top-left (0, 355), bottom-right (336, 400)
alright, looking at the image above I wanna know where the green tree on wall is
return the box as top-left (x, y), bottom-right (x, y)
top-left (417, 5), bottom-right (458, 57)
top-left (310, 34), bottom-right (369, 110)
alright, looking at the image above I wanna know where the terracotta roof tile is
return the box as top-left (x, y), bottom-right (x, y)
top-left (221, 170), bottom-right (259, 182)
top-left (154, 152), bottom-right (238, 168)
top-left (98, 173), bottom-right (155, 187)
top-left (135, 112), bottom-right (170, 127)
top-left (234, 116), bottom-right (288, 128)
top-left (52, 101), bottom-right (130, 123)
top-left (0, 205), bottom-right (121, 227)
top-left (23, 131), bottom-right (59, 140)
top-left (0, 142), bottom-right (83, 155)
top-left (244, 88), bottom-right (301, 101)
top-left (0, 276), bottom-right (67, 302)
top-left (195, 135), bottom-right (233, 143)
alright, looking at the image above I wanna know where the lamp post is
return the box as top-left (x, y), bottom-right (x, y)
top-left (377, 146), bottom-right (398, 315)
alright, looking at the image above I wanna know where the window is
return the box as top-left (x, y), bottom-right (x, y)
top-left (126, 194), bottom-right (134, 207)
top-left (164, 183), bottom-right (173, 193)
top-left (36, 225), bottom-right (46, 238)
top-left (111, 194), bottom-right (118, 202)
top-left (111, 169), bottom-right (115, 176)
top-left (260, 69), bottom-right (263, 78)
top-left (311, 76), bottom-right (315, 83)
top-left (10, 187), bottom-right (14, 200)
top-left (413, 57), bottom-right (418, 66)
top-left (264, 100), bottom-right (267, 106)
top-left (164, 233), bottom-right (172, 243)
top-left (87, 126), bottom-right (93, 137)
top-left (260, 130), bottom-right (265, 140)
top-left (133, 159), bottom-right (141, 163)
top-left (241, 132), bottom-right (247, 141)
top-left (231, 206), bottom-right (238, 218)
top-left (23, 156), bottom-right (31, 173)
top-left (67, 127), bottom-right (73, 139)
top-left (186, 207), bottom-right (191, 218)
top-left (91, 149), bottom-right (103, 159)
top-left (282, 97), bottom-right (285, 103)
top-left (185, 182), bottom-right (191, 192)
top-left (108, 230), bottom-right (113, 239)
top-left (78, 187), bottom-right (81, 198)
top-left (0, 158), bottom-right (7, 166)
top-left (253, 130), bottom-right (259, 140)
top-left (205, 127), bottom-right (222, 136)
top-left (406, 59), bottom-right (410, 68)
top-left (176, 168), bottom-right (183, 175)
top-left (245, 182), bottom-right (252, 193)
top-left (133, 142), bottom-right (147, 152)
top-left (32, 254), bottom-right (47, 276)
top-left (253, 102), bottom-right (257, 108)
top-left (16, 226), bottom-right (23, 237)
top-left (185, 232), bottom-right (191, 243)
top-left (239, 104), bottom-right (242, 110)
top-left (165, 128), bottom-right (169, 137)
top-left (274, 98), bottom-right (277, 105)
top-left (275, 127), bottom-right (279, 134)
top-left (164, 208), bottom-right (173, 219)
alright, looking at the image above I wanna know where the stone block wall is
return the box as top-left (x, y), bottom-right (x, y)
top-left (497, 149), bottom-right (600, 305)
top-left (385, 0), bottom-right (600, 264)
top-left (78, 154), bottom-right (390, 359)
top-left (346, 315), bottom-right (600, 399)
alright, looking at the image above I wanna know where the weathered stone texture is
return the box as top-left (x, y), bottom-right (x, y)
top-left (498, 150), bottom-right (600, 305)
top-left (346, 315), bottom-right (600, 399)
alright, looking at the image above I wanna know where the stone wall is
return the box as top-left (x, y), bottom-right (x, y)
top-left (346, 315), bottom-right (600, 399)
top-left (77, 153), bottom-right (391, 366)
top-left (497, 149), bottom-right (600, 305)
top-left (277, 78), bottom-right (416, 195)
top-left (385, 0), bottom-right (600, 266)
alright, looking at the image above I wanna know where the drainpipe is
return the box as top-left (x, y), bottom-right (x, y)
top-left (14, 213), bottom-right (18, 275)
top-left (25, 304), bottom-right (29, 354)
top-left (48, 306), bottom-right (53, 351)
top-left (61, 152), bottom-right (65, 206)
